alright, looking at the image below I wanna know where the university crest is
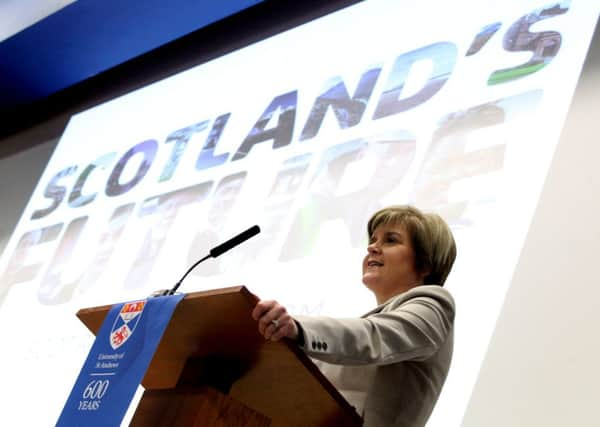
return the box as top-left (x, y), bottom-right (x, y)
top-left (109, 300), bottom-right (146, 349)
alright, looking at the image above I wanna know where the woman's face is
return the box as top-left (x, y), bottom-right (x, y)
top-left (362, 222), bottom-right (424, 304)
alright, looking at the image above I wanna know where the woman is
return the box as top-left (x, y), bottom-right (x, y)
top-left (252, 205), bottom-right (457, 427)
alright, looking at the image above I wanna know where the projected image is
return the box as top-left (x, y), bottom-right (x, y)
top-left (0, 0), bottom-right (597, 426)
top-left (489, 2), bottom-right (569, 85)
top-left (0, 224), bottom-right (62, 299)
top-left (125, 182), bottom-right (214, 288)
top-left (281, 131), bottom-right (416, 260)
top-left (233, 91), bottom-right (298, 161)
top-left (258, 154), bottom-right (312, 260)
top-left (466, 22), bottom-right (502, 56)
top-left (412, 90), bottom-right (543, 225)
top-left (195, 113), bottom-right (231, 172)
top-left (105, 139), bottom-right (157, 197)
top-left (373, 42), bottom-right (458, 119)
top-left (300, 66), bottom-right (382, 140)
top-left (37, 216), bottom-right (88, 304)
top-left (188, 172), bottom-right (248, 277)
top-left (161, 120), bottom-right (210, 182)
top-left (69, 153), bottom-right (117, 208)
top-left (30, 165), bottom-right (78, 220)
top-left (78, 203), bottom-right (135, 293)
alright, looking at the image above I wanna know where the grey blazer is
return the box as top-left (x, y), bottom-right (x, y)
top-left (295, 285), bottom-right (455, 427)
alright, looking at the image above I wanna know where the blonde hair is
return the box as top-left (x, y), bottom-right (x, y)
top-left (367, 205), bottom-right (456, 286)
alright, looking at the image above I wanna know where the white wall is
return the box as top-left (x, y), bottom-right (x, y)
top-left (462, 38), bottom-right (600, 427)
top-left (0, 139), bottom-right (57, 258)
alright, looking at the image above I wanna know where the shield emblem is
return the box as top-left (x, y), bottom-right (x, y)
top-left (109, 300), bottom-right (146, 349)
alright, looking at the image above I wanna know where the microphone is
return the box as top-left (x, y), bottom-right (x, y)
top-left (166, 225), bottom-right (261, 295)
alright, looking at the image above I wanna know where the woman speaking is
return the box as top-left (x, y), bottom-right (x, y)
top-left (252, 205), bottom-right (457, 427)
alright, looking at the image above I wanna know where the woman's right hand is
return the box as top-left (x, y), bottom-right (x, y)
top-left (252, 300), bottom-right (299, 342)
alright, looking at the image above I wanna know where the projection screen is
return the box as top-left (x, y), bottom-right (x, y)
top-left (0, 0), bottom-right (597, 425)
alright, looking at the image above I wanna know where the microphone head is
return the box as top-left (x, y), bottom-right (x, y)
top-left (209, 225), bottom-right (260, 258)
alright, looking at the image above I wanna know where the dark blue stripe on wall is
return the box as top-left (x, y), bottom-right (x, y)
top-left (0, 0), bottom-right (264, 110)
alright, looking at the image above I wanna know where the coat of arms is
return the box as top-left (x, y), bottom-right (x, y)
top-left (109, 300), bottom-right (146, 349)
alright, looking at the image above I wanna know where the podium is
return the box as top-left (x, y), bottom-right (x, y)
top-left (76, 286), bottom-right (362, 426)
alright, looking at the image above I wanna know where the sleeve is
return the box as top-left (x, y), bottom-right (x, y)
top-left (294, 287), bottom-right (455, 366)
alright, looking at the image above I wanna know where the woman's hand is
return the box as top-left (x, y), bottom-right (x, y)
top-left (252, 300), bottom-right (299, 342)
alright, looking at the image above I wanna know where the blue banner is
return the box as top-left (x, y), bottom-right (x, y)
top-left (56, 293), bottom-right (185, 426)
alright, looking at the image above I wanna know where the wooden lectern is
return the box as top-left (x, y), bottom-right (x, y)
top-left (76, 286), bottom-right (362, 427)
